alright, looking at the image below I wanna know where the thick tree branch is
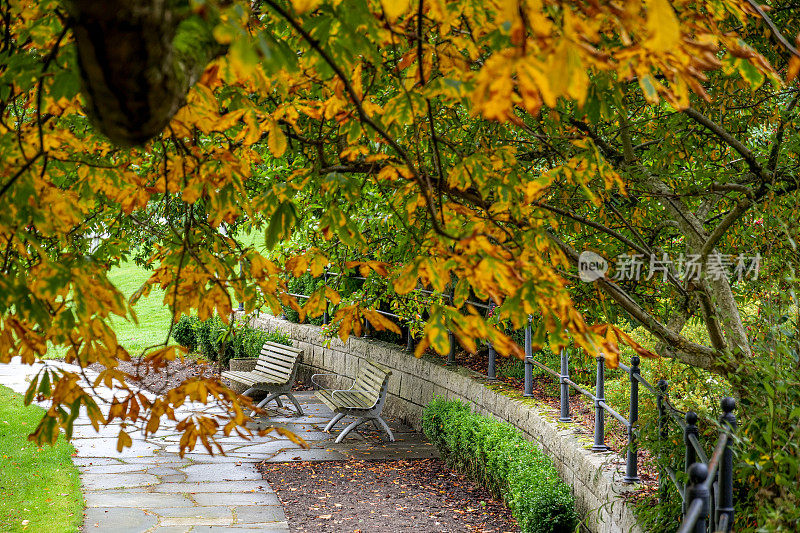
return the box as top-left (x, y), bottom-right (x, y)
top-left (546, 230), bottom-right (722, 371)
top-left (683, 107), bottom-right (765, 179)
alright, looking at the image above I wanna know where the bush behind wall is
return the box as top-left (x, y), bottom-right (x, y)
top-left (423, 398), bottom-right (577, 533)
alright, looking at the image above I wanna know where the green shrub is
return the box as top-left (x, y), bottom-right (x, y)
top-left (423, 398), bottom-right (577, 533)
top-left (187, 314), bottom-right (292, 368)
top-left (172, 315), bottom-right (199, 352)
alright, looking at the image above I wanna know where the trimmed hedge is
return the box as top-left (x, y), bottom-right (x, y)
top-left (172, 315), bottom-right (292, 368)
top-left (423, 398), bottom-right (577, 533)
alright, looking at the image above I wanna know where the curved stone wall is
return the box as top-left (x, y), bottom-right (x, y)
top-left (244, 313), bottom-right (642, 533)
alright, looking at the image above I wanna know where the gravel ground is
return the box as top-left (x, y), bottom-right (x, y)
top-left (260, 459), bottom-right (518, 533)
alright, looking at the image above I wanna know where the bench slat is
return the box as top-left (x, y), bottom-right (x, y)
top-left (264, 340), bottom-right (302, 353)
top-left (262, 343), bottom-right (302, 357)
top-left (256, 359), bottom-right (294, 372)
top-left (223, 342), bottom-right (302, 390)
top-left (257, 353), bottom-right (295, 368)
top-left (253, 367), bottom-right (290, 382)
top-left (258, 349), bottom-right (297, 365)
top-left (316, 358), bottom-right (391, 411)
top-left (222, 370), bottom-right (281, 386)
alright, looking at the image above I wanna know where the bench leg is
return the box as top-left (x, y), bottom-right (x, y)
top-left (285, 393), bottom-right (304, 416)
top-left (375, 416), bottom-right (395, 442)
top-left (251, 392), bottom-right (281, 416)
top-left (242, 387), bottom-right (258, 397)
top-left (325, 413), bottom-right (345, 432)
top-left (335, 417), bottom-right (370, 443)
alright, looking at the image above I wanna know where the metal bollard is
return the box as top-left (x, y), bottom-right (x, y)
top-left (592, 354), bottom-right (608, 452)
top-left (406, 326), bottom-right (415, 353)
top-left (657, 379), bottom-right (669, 502)
top-left (487, 341), bottom-right (497, 379)
top-left (446, 330), bottom-right (455, 365)
top-left (717, 397), bottom-right (736, 531)
top-left (685, 463), bottom-right (710, 532)
top-left (558, 348), bottom-right (571, 422)
top-left (624, 355), bottom-right (640, 483)
top-left (523, 317), bottom-right (533, 397)
top-left (363, 319), bottom-right (371, 338)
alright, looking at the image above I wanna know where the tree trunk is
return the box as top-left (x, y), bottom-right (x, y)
top-left (62, 0), bottom-right (220, 146)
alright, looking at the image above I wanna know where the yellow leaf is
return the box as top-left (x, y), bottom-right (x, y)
top-left (363, 309), bottom-right (401, 334)
top-left (646, 0), bottom-right (680, 52)
top-left (268, 121), bottom-right (287, 157)
top-left (117, 429), bottom-right (132, 452)
top-left (381, 0), bottom-right (410, 22)
top-left (291, 0), bottom-right (321, 15)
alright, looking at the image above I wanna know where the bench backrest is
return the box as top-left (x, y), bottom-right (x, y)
top-left (254, 341), bottom-right (303, 384)
top-left (352, 358), bottom-right (392, 408)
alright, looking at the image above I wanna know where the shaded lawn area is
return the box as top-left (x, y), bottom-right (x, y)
top-left (0, 385), bottom-right (84, 532)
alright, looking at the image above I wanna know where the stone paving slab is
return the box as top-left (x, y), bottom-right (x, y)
top-left (0, 359), bottom-right (439, 532)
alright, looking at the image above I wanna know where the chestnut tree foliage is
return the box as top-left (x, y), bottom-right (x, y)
top-left (1, 0), bottom-right (798, 452)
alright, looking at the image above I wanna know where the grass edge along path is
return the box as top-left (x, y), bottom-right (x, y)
top-left (0, 385), bottom-right (84, 533)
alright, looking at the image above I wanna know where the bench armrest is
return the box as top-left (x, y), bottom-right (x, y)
top-left (311, 372), bottom-right (354, 390)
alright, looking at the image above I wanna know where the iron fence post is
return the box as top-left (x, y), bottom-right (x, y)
top-left (364, 318), bottom-right (371, 338)
top-left (238, 258), bottom-right (245, 312)
top-left (523, 317), bottom-right (533, 397)
top-left (322, 270), bottom-right (329, 325)
top-left (717, 397), bottom-right (736, 531)
top-left (558, 348), bottom-right (571, 422)
top-left (487, 341), bottom-right (497, 379)
top-left (446, 330), bottom-right (455, 365)
top-left (592, 354), bottom-right (608, 452)
top-left (624, 355), bottom-right (640, 483)
top-left (657, 379), bottom-right (669, 502)
top-left (684, 411), bottom-right (698, 473)
top-left (685, 463), bottom-right (710, 533)
top-left (406, 326), bottom-right (415, 353)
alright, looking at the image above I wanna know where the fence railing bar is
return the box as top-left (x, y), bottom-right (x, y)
top-left (617, 362), bottom-right (661, 396)
top-left (667, 408), bottom-right (688, 429)
top-left (687, 432), bottom-right (709, 464)
top-left (287, 292), bottom-right (311, 299)
top-left (528, 357), bottom-right (561, 380)
top-left (598, 401), bottom-right (629, 427)
top-left (562, 378), bottom-right (596, 401)
top-left (677, 498), bottom-right (704, 533)
top-left (702, 432), bottom-right (729, 491)
top-left (665, 465), bottom-right (686, 500)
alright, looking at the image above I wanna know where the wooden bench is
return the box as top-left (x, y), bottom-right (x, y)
top-left (313, 359), bottom-right (395, 443)
top-left (221, 341), bottom-right (304, 415)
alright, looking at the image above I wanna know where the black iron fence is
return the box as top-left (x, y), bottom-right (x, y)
top-left (257, 272), bottom-right (737, 531)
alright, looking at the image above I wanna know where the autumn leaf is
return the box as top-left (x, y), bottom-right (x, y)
top-left (646, 0), bottom-right (681, 52)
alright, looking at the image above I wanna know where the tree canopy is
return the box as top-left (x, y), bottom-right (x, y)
top-left (2, 0), bottom-right (798, 451)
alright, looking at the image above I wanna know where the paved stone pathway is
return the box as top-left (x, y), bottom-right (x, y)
top-left (0, 359), bottom-right (437, 532)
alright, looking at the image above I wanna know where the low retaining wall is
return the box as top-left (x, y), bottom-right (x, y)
top-left (245, 313), bottom-right (642, 533)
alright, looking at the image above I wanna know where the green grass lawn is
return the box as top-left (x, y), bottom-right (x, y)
top-left (107, 262), bottom-right (173, 357)
top-left (0, 386), bottom-right (84, 532)
top-left (45, 228), bottom-right (266, 360)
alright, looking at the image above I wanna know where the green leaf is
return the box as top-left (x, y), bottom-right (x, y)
top-left (24, 374), bottom-right (39, 405)
top-left (736, 59), bottom-right (765, 90)
top-left (265, 201), bottom-right (298, 250)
